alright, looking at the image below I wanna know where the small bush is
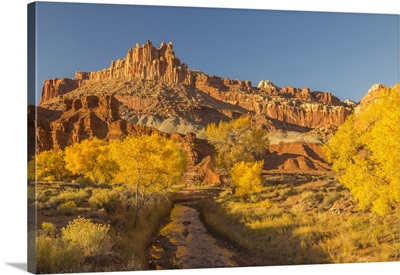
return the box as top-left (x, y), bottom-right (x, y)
top-left (40, 222), bottom-right (58, 237)
top-left (57, 201), bottom-right (77, 216)
top-left (48, 189), bottom-right (87, 207)
top-left (61, 217), bottom-right (112, 257)
top-left (36, 235), bottom-right (85, 274)
top-left (89, 188), bottom-right (120, 212)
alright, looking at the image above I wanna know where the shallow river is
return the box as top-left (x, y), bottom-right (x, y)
top-left (149, 202), bottom-right (238, 269)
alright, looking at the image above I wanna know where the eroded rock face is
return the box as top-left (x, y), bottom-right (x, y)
top-left (258, 80), bottom-right (342, 106)
top-left (258, 80), bottom-right (280, 91)
top-left (266, 141), bottom-right (330, 171)
top-left (40, 41), bottom-right (352, 129)
top-left (40, 78), bottom-right (81, 105)
top-left (40, 41), bottom-right (194, 105)
top-left (87, 41), bottom-right (193, 85)
top-left (34, 40), bottom-right (360, 173)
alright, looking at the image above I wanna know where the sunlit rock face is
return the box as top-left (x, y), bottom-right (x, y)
top-left (33, 40), bottom-right (359, 171)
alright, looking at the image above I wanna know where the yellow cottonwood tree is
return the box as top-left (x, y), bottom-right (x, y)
top-left (29, 150), bottom-right (69, 181)
top-left (205, 115), bottom-right (269, 170)
top-left (324, 85), bottom-right (400, 215)
top-left (64, 138), bottom-right (118, 183)
top-left (230, 160), bottom-right (264, 197)
top-left (109, 134), bottom-right (185, 226)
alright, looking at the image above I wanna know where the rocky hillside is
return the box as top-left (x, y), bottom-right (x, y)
top-left (31, 40), bottom-right (358, 173)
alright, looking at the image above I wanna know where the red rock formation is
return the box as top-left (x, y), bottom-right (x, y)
top-left (34, 40), bottom-right (359, 174)
top-left (266, 142), bottom-right (330, 171)
top-left (258, 81), bottom-right (343, 106)
top-left (183, 156), bottom-right (221, 186)
top-left (40, 78), bottom-right (80, 105)
top-left (260, 101), bottom-right (349, 127)
top-left (194, 73), bottom-right (252, 92)
top-left (87, 41), bottom-right (193, 85)
top-left (198, 84), bottom-right (350, 127)
top-left (39, 41), bottom-right (352, 129)
top-left (311, 91), bottom-right (342, 106)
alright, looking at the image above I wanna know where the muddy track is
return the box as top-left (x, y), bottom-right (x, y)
top-left (149, 189), bottom-right (238, 270)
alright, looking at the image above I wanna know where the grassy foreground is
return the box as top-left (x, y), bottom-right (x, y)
top-left (199, 173), bottom-right (399, 265)
top-left (28, 181), bottom-right (172, 273)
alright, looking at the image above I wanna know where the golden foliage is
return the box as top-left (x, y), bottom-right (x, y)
top-left (109, 133), bottom-right (185, 226)
top-left (36, 235), bottom-right (84, 273)
top-left (230, 160), bottom-right (264, 197)
top-left (109, 134), bottom-right (185, 192)
top-left (324, 85), bottom-right (400, 215)
top-left (205, 115), bottom-right (269, 170)
top-left (64, 137), bottom-right (118, 183)
top-left (29, 150), bottom-right (69, 181)
top-left (61, 216), bottom-right (112, 257)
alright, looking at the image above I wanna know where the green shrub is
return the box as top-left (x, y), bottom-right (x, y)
top-left (57, 201), bottom-right (77, 216)
top-left (36, 235), bottom-right (84, 274)
top-left (48, 189), bottom-right (87, 207)
top-left (61, 217), bottom-right (112, 257)
top-left (89, 188), bottom-right (120, 212)
top-left (40, 222), bottom-right (58, 237)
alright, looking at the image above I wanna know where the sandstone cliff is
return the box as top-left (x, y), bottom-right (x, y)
top-left (40, 78), bottom-right (82, 105)
top-left (34, 40), bottom-right (360, 173)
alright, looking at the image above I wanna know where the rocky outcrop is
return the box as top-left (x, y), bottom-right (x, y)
top-left (86, 40), bottom-right (193, 85)
top-left (311, 91), bottom-right (342, 106)
top-left (260, 101), bottom-right (349, 127)
top-left (40, 78), bottom-right (81, 105)
top-left (40, 41), bottom-right (194, 105)
top-left (343, 99), bottom-right (357, 108)
top-left (201, 86), bottom-right (350, 127)
top-left (183, 156), bottom-right (221, 186)
top-left (39, 41), bottom-right (352, 129)
top-left (194, 73), bottom-right (252, 92)
top-left (258, 81), bottom-right (342, 106)
top-left (34, 39), bottom-right (361, 173)
top-left (265, 141), bottom-right (330, 171)
top-left (257, 80), bottom-right (280, 91)
top-left (28, 105), bottom-right (62, 158)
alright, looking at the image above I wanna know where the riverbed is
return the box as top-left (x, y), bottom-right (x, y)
top-left (149, 202), bottom-right (238, 269)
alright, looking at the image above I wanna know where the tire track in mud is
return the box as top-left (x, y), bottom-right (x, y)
top-left (149, 201), bottom-right (238, 269)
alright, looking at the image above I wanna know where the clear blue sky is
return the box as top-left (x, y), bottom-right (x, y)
top-left (31, 2), bottom-right (399, 105)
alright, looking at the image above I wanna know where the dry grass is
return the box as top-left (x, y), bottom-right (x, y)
top-left (30, 181), bottom-right (173, 272)
top-left (200, 173), bottom-right (399, 265)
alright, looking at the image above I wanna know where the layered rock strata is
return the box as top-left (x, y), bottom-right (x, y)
top-left (34, 40), bottom-right (362, 172)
